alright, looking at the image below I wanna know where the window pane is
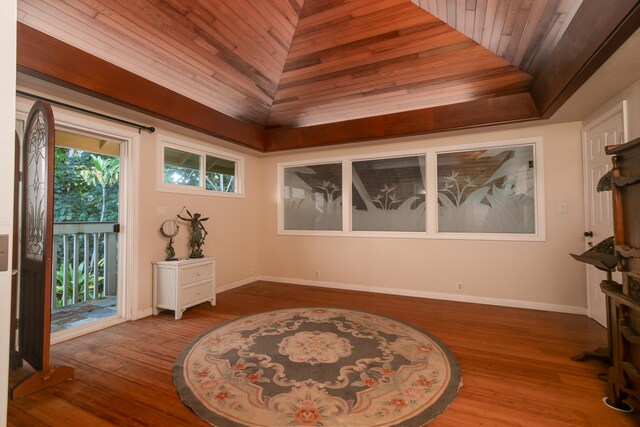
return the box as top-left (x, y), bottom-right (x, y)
top-left (206, 155), bottom-right (236, 192)
top-left (437, 145), bottom-right (535, 233)
top-left (352, 156), bottom-right (425, 232)
top-left (164, 147), bottom-right (201, 187)
top-left (283, 163), bottom-right (342, 231)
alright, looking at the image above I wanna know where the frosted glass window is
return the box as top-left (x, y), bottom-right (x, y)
top-left (437, 145), bottom-right (535, 233)
top-left (352, 156), bottom-right (425, 232)
top-left (283, 163), bottom-right (342, 231)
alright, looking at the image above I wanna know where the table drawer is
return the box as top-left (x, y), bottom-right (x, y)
top-left (181, 262), bottom-right (214, 284)
top-left (153, 257), bottom-right (216, 319)
top-left (182, 281), bottom-right (213, 305)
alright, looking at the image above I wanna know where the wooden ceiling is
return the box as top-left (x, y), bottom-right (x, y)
top-left (15, 0), bottom-right (640, 152)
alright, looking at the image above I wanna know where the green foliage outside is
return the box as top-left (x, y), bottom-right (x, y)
top-left (54, 147), bottom-right (119, 222)
top-left (164, 164), bottom-right (235, 192)
top-left (165, 164), bottom-right (200, 187)
top-left (206, 171), bottom-right (235, 192)
top-left (53, 148), bottom-right (118, 306)
top-left (55, 258), bottom-right (104, 308)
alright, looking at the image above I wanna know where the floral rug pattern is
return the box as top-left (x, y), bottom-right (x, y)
top-left (174, 307), bottom-right (461, 426)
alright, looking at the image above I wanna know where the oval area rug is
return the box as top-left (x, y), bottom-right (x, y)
top-left (174, 307), bottom-right (461, 426)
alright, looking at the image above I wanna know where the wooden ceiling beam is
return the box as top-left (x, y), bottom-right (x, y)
top-left (16, 23), bottom-right (266, 151)
top-left (264, 92), bottom-right (540, 152)
top-left (531, 0), bottom-right (640, 118)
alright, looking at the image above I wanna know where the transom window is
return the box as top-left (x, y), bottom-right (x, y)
top-left (158, 135), bottom-right (243, 197)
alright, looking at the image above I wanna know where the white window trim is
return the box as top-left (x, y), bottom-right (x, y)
top-left (278, 158), bottom-right (344, 236)
top-left (157, 133), bottom-right (244, 198)
top-left (277, 137), bottom-right (546, 241)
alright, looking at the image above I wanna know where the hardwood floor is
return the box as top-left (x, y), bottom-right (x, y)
top-left (8, 281), bottom-right (640, 426)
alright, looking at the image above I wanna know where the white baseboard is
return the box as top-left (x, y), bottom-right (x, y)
top-left (217, 276), bottom-right (259, 294)
top-left (257, 276), bottom-right (588, 315)
top-left (135, 307), bottom-right (154, 320)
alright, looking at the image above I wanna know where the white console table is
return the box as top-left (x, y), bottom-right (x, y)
top-left (152, 257), bottom-right (216, 320)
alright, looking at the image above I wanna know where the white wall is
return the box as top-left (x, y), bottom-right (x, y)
top-left (259, 122), bottom-right (588, 313)
top-left (585, 78), bottom-right (640, 141)
top-left (135, 130), bottom-right (263, 314)
top-left (1, 1), bottom-right (17, 424)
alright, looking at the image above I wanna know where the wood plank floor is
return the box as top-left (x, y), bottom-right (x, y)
top-left (8, 281), bottom-right (640, 426)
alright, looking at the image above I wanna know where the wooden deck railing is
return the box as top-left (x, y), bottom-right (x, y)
top-left (52, 222), bottom-right (118, 308)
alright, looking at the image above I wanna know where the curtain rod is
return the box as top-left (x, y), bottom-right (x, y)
top-left (16, 90), bottom-right (156, 134)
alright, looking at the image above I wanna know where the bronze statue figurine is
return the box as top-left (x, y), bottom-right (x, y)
top-left (177, 208), bottom-right (209, 258)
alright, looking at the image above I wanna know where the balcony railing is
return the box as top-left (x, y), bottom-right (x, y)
top-left (52, 222), bottom-right (118, 308)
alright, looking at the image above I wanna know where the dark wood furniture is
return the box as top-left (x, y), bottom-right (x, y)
top-left (602, 137), bottom-right (640, 410)
top-left (11, 101), bottom-right (74, 399)
top-left (10, 132), bottom-right (22, 369)
top-left (570, 237), bottom-right (617, 364)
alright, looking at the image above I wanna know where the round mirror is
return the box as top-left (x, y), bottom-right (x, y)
top-left (160, 219), bottom-right (179, 238)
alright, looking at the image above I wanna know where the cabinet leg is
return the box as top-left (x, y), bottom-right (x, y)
top-left (603, 366), bottom-right (634, 412)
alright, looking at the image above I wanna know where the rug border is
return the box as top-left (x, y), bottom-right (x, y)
top-left (173, 306), bottom-right (462, 427)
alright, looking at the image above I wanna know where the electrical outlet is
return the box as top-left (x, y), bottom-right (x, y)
top-left (249, 267), bottom-right (255, 274)
top-left (157, 206), bottom-right (167, 216)
top-left (456, 282), bottom-right (463, 291)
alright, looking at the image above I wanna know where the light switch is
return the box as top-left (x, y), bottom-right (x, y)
top-left (558, 203), bottom-right (568, 214)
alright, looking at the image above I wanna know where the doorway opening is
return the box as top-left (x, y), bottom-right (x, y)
top-left (50, 128), bottom-right (123, 335)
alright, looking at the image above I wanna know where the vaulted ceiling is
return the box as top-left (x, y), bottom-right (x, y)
top-left (15, 0), bottom-right (640, 152)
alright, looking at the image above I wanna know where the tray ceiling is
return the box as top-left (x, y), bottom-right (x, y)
top-left (15, 0), bottom-right (640, 151)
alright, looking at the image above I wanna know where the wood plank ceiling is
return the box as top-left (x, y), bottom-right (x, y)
top-left (15, 0), bottom-right (640, 151)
